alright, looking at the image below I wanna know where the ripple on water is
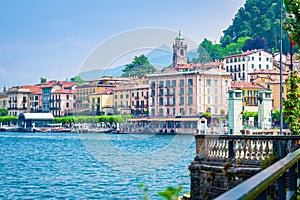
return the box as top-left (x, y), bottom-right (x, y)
top-left (0, 132), bottom-right (195, 199)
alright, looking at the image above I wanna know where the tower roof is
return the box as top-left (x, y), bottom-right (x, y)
top-left (175, 30), bottom-right (184, 40)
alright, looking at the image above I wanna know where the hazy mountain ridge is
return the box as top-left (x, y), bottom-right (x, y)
top-left (78, 45), bottom-right (199, 80)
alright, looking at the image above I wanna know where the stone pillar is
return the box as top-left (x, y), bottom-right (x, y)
top-left (228, 89), bottom-right (243, 134)
top-left (258, 90), bottom-right (272, 129)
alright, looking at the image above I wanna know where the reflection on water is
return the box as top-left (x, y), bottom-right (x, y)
top-left (0, 132), bottom-right (195, 199)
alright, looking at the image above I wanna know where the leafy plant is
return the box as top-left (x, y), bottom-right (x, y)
top-left (283, 71), bottom-right (300, 135)
top-left (157, 185), bottom-right (183, 200)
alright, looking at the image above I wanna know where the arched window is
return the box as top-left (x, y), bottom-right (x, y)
top-left (180, 49), bottom-right (184, 56)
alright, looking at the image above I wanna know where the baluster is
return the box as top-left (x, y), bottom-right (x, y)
top-left (248, 140), bottom-right (252, 159)
top-left (236, 139), bottom-right (242, 159)
top-left (213, 138), bottom-right (218, 158)
top-left (243, 139), bottom-right (248, 159)
top-left (253, 140), bottom-right (258, 160)
top-left (258, 140), bottom-right (263, 160)
top-left (237, 139), bottom-right (242, 159)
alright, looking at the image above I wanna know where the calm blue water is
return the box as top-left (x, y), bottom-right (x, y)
top-left (0, 132), bottom-right (195, 199)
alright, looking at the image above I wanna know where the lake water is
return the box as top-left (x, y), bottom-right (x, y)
top-left (0, 132), bottom-right (196, 199)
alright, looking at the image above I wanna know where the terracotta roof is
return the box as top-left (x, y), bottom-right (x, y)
top-left (41, 81), bottom-right (75, 88)
top-left (52, 89), bottom-right (76, 94)
top-left (231, 81), bottom-right (265, 89)
top-left (92, 88), bottom-right (113, 95)
top-left (224, 49), bottom-right (271, 59)
top-left (248, 69), bottom-right (289, 75)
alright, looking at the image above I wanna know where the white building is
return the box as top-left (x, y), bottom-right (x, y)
top-left (223, 49), bottom-right (273, 82)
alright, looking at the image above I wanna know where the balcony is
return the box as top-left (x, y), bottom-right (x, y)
top-left (143, 95), bottom-right (148, 99)
top-left (50, 99), bottom-right (55, 103)
top-left (56, 99), bottom-right (61, 102)
top-left (22, 99), bottom-right (27, 103)
top-left (134, 96), bottom-right (139, 100)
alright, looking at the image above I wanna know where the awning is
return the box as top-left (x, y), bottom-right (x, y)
top-left (19, 113), bottom-right (54, 120)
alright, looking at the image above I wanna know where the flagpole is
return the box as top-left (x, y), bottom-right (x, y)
top-left (280, 0), bottom-right (283, 135)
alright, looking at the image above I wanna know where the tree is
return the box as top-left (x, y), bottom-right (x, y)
top-left (121, 54), bottom-right (156, 77)
top-left (283, 71), bottom-right (300, 135)
top-left (283, 0), bottom-right (300, 135)
top-left (0, 108), bottom-right (8, 116)
top-left (40, 77), bottom-right (47, 83)
top-left (242, 36), bottom-right (268, 51)
top-left (284, 0), bottom-right (300, 49)
top-left (70, 76), bottom-right (85, 85)
top-left (221, 0), bottom-right (290, 53)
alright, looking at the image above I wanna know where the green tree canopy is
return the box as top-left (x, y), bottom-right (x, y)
top-left (40, 77), bottom-right (47, 83)
top-left (284, 0), bottom-right (300, 50)
top-left (0, 108), bottom-right (8, 116)
top-left (221, 0), bottom-right (290, 53)
top-left (70, 76), bottom-right (85, 85)
top-left (122, 54), bottom-right (156, 77)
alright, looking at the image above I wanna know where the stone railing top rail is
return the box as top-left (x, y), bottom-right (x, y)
top-left (195, 134), bottom-right (300, 141)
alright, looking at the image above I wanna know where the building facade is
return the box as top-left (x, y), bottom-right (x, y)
top-left (231, 81), bottom-right (266, 112)
top-left (223, 49), bottom-right (273, 82)
top-left (148, 70), bottom-right (231, 117)
top-left (90, 88), bottom-right (113, 115)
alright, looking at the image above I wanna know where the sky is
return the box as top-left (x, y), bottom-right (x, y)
top-left (0, 0), bottom-right (246, 88)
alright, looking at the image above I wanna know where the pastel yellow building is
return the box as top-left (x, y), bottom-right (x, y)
top-left (90, 88), bottom-right (113, 115)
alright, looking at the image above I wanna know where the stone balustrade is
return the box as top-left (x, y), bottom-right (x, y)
top-left (189, 133), bottom-right (300, 200)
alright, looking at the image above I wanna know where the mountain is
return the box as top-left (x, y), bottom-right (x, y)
top-left (78, 44), bottom-right (198, 80)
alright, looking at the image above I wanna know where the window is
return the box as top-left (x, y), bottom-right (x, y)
top-left (208, 97), bottom-right (210, 104)
top-left (188, 96), bottom-right (193, 105)
top-left (188, 79), bottom-right (193, 86)
top-left (172, 80), bottom-right (176, 87)
top-left (151, 81), bottom-right (155, 89)
top-left (126, 94), bottom-right (129, 98)
top-left (180, 108), bottom-right (184, 114)
top-left (215, 80), bottom-right (218, 86)
top-left (115, 95), bottom-right (117, 99)
top-left (151, 90), bottom-right (155, 97)
top-left (248, 90), bottom-right (252, 96)
top-left (159, 89), bottom-right (163, 96)
top-left (66, 95), bottom-right (69, 100)
top-left (215, 88), bottom-right (218, 94)
top-left (266, 57), bottom-right (269, 62)
top-left (206, 79), bottom-right (211, 85)
top-left (225, 80), bottom-right (228, 86)
top-left (188, 87), bottom-right (193, 94)
top-left (166, 80), bottom-right (170, 87)
top-left (259, 57), bottom-right (261, 61)
top-left (207, 88), bottom-right (210, 94)
top-left (159, 108), bottom-right (163, 116)
top-left (266, 64), bottom-right (269, 69)
top-left (199, 96), bottom-right (201, 104)
top-left (159, 97), bottom-right (163, 106)
top-left (215, 96), bottom-right (218, 104)
top-left (252, 56), bottom-right (254, 61)
top-left (159, 81), bottom-right (164, 88)
top-left (259, 64), bottom-right (261, 69)
top-left (173, 108), bottom-right (176, 116)
top-left (166, 108), bottom-right (170, 116)
top-left (252, 64), bottom-right (254, 69)
top-left (173, 96), bottom-right (176, 105)
top-left (120, 94), bottom-right (123, 99)
top-left (151, 98), bottom-right (155, 106)
top-left (180, 79), bottom-right (184, 86)
top-left (166, 97), bottom-right (170, 105)
top-left (242, 64), bottom-right (245, 71)
top-left (180, 97), bottom-right (184, 105)
top-left (226, 66), bottom-right (229, 72)
top-left (179, 87), bottom-right (184, 95)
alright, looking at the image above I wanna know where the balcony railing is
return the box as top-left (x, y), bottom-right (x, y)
top-left (216, 148), bottom-right (300, 200)
top-left (190, 134), bottom-right (300, 199)
top-left (194, 134), bottom-right (300, 161)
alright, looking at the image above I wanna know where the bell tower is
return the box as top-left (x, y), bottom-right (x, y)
top-left (172, 31), bottom-right (188, 69)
